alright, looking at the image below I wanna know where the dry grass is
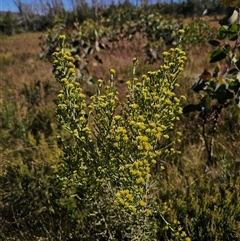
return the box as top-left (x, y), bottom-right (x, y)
top-left (183, 15), bottom-right (222, 27)
top-left (0, 32), bottom-right (54, 89)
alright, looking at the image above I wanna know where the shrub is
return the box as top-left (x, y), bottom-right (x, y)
top-left (52, 33), bottom-right (188, 240)
top-left (156, 155), bottom-right (240, 241)
top-left (0, 82), bottom-right (62, 240)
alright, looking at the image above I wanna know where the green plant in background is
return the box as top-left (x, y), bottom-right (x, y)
top-left (40, 6), bottom-right (219, 84)
top-left (39, 16), bottom-right (66, 60)
top-left (183, 5), bottom-right (240, 166)
top-left (182, 18), bottom-right (218, 48)
top-left (68, 19), bottom-right (110, 83)
top-left (0, 11), bottom-right (21, 35)
top-left (52, 32), bottom-right (188, 240)
top-left (0, 82), bottom-right (64, 240)
top-left (40, 17), bottom-right (111, 86)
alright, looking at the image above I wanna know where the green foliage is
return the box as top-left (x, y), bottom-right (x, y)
top-left (183, 18), bottom-right (218, 48)
top-left (0, 11), bottom-right (22, 35)
top-left (40, 6), bottom-right (217, 86)
top-left (0, 80), bottom-right (63, 240)
top-left (52, 33), bottom-right (187, 240)
top-left (0, 135), bottom-right (61, 240)
top-left (183, 8), bottom-right (240, 165)
top-left (40, 7), bottom-right (186, 85)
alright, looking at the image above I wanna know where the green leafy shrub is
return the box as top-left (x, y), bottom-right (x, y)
top-left (183, 18), bottom-right (218, 48)
top-left (183, 6), bottom-right (240, 165)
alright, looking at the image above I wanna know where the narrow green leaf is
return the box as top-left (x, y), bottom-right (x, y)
top-left (209, 48), bottom-right (227, 63)
top-left (183, 104), bottom-right (201, 114)
top-left (223, 44), bottom-right (231, 54)
top-left (235, 60), bottom-right (240, 69)
top-left (94, 55), bottom-right (103, 64)
top-left (218, 26), bottom-right (229, 40)
top-left (192, 79), bottom-right (206, 92)
top-left (208, 40), bottom-right (220, 46)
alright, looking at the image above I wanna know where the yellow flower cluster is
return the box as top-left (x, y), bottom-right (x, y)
top-left (53, 36), bottom-right (187, 229)
top-left (115, 189), bottom-right (134, 208)
top-left (89, 82), bottom-right (119, 141)
top-left (115, 174), bottom-right (153, 213)
top-left (110, 51), bottom-right (186, 210)
top-left (53, 35), bottom-right (92, 145)
top-left (178, 29), bottom-right (185, 35)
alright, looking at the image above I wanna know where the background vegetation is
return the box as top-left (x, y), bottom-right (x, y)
top-left (0, 0), bottom-right (240, 240)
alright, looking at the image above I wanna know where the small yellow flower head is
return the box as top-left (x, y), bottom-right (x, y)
top-left (136, 177), bottom-right (145, 184)
top-left (146, 173), bottom-right (151, 180)
top-left (126, 193), bottom-right (133, 202)
top-left (126, 81), bottom-right (131, 87)
top-left (163, 51), bottom-right (170, 56)
top-left (59, 35), bottom-right (66, 41)
top-left (109, 68), bottom-right (116, 75)
top-left (66, 62), bottom-right (73, 70)
top-left (69, 68), bottom-right (76, 75)
top-left (163, 134), bottom-right (169, 139)
top-left (178, 29), bottom-right (185, 35)
top-left (163, 65), bottom-right (170, 70)
top-left (58, 93), bottom-right (64, 99)
top-left (119, 198), bottom-right (125, 205)
top-left (133, 57), bottom-right (139, 65)
top-left (139, 200), bottom-right (146, 207)
top-left (124, 202), bottom-right (130, 207)
top-left (67, 83), bottom-right (74, 89)
top-left (130, 103), bottom-right (138, 109)
top-left (114, 115), bottom-right (121, 121)
top-left (152, 159), bottom-right (157, 164)
top-left (181, 231), bottom-right (187, 237)
top-left (146, 209), bottom-right (152, 215)
top-left (79, 93), bottom-right (86, 99)
top-left (129, 206), bottom-right (136, 212)
top-left (180, 95), bottom-right (187, 101)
